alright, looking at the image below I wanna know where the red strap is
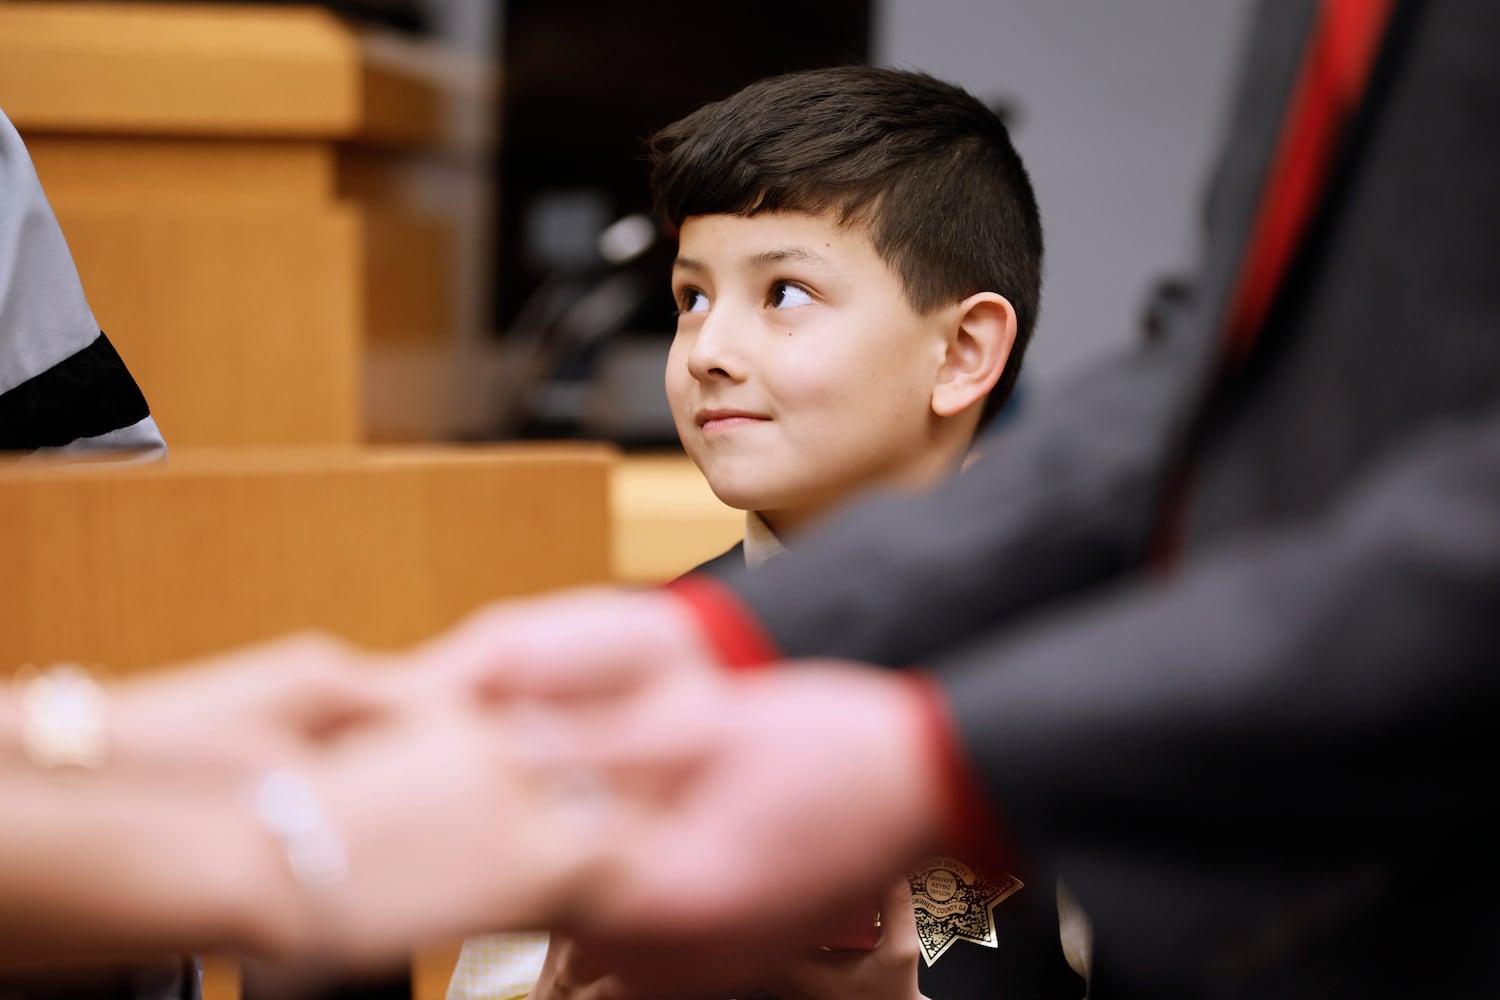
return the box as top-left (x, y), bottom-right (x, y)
top-left (1222, 0), bottom-right (1394, 364)
top-left (667, 575), bottom-right (1028, 866)
top-left (904, 673), bottom-right (1028, 873)
top-left (1151, 0), bottom-right (1394, 570)
top-left (664, 574), bottom-right (781, 670)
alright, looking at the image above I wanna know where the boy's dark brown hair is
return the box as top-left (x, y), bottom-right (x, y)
top-left (649, 65), bottom-right (1043, 426)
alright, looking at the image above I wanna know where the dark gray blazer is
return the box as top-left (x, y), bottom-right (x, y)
top-left (706, 2), bottom-right (1500, 997)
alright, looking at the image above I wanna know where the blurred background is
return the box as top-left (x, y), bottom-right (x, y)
top-left (0, 0), bottom-right (1253, 581)
top-left (0, 0), bottom-right (1254, 441)
top-left (382, 0), bottom-right (1254, 449)
top-left (0, 0), bottom-right (1252, 442)
top-left (472, 0), bottom-right (1255, 448)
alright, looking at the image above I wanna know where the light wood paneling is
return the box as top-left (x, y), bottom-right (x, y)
top-left (412, 942), bottom-right (463, 1000)
top-left (0, 445), bottom-right (614, 675)
top-left (51, 203), bottom-right (455, 443)
top-left (25, 136), bottom-right (337, 207)
top-left (55, 206), bottom-right (365, 447)
top-left (364, 212), bottom-right (454, 345)
top-left (0, 2), bottom-right (444, 144)
top-left (611, 454), bottom-right (743, 584)
top-left (200, 955), bottom-right (241, 1000)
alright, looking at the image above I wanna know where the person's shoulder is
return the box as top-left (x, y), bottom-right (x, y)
top-left (675, 542), bottom-right (746, 583)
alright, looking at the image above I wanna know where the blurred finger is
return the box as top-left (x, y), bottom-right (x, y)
top-left (405, 588), bottom-right (711, 701)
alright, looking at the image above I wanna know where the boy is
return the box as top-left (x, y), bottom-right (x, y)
top-left (451, 65), bottom-right (1081, 1000)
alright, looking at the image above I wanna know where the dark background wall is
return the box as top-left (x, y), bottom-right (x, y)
top-left (875, 0), bottom-right (1252, 388)
top-left (491, 0), bottom-right (873, 333)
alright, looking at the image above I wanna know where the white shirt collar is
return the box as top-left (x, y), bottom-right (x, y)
top-left (742, 511), bottom-right (787, 568)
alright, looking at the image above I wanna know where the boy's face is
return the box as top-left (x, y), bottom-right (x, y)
top-left (666, 210), bottom-right (957, 534)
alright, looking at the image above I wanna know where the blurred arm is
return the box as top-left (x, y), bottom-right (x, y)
top-left (928, 405), bottom-right (1500, 987)
top-left (0, 764), bottom-right (299, 969)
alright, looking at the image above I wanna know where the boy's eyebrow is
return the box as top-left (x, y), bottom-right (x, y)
top-left (672, 247), bottom-right (843, 276)
top-left (742, 247), bottom-right (841, 273)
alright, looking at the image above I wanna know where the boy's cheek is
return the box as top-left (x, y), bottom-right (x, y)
top-left (663, 383), bottom-right (698, 431)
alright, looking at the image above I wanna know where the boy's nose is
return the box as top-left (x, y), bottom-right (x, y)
top-left (686, 309), bottom-right (746, 382)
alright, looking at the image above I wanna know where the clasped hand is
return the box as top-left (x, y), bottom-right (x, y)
top-left (107, 586), bottom-right (947, 996)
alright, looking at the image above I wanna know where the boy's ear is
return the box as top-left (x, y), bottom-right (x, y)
top-left (931, 292), bottom-right (1017, 418)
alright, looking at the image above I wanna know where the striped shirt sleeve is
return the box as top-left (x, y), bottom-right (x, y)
top-left (0, 106), bottom-right (165, 458)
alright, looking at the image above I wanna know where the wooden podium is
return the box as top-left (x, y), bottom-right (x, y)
top-left (0, 444), bottom-right (612, 999)
top-left (0, 446), bottom-right (612, 670)
top-left (0, 2), bottom-right (493, 445)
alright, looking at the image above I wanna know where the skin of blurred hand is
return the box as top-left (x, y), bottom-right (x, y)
top-left (34, 595), bottom-right (950, 988)
top-left (408, 587), bottom-right (721, 703)
top-left (67, 633), bottom-right (620, 973)
top-left (282, 696), bottom-right (620, 970)
top-left (517, 662), bottom-right (951, 998)
top-left (108, 633), bottom-right (401, 781)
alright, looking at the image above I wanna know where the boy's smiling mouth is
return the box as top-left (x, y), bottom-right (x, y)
top-left (696, 408), bottom-right (772, 433)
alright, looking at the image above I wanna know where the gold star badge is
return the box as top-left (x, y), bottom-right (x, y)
top-left (908, 857), bottom-right (1023, 966)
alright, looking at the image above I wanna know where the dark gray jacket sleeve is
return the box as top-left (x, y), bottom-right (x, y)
top-left (0, 107), bottom-right (165, 456)
top-left (722, 330), bottom-right (1199, 666)
top-left (934, 405), bottom-right (1500, 994)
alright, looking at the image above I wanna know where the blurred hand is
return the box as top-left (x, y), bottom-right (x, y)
top-left (109, 633), bottom-right (399, 781)
top-left (769, 879), bottom-right (929, 1000)
top-left (236, 697), bottom-right (620, 981)
top-left (298, 699), bottom-right (613, 966)
top-left (545, 662), bottom-right (950, 997)
top-left (408, 587), bottom-right (722, 704)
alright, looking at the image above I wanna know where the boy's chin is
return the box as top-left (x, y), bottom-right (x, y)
top-left (706, 478), bottom-right (793, 512)
top-left (706, 485), bottom-right (761, 512)
top-left (697, 469), bottom-right (758, 510)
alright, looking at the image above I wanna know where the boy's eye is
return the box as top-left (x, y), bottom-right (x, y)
top-left (678, 288), bottom-right (709, 314)
top-left (769, 281), bottom-right (814, 309)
